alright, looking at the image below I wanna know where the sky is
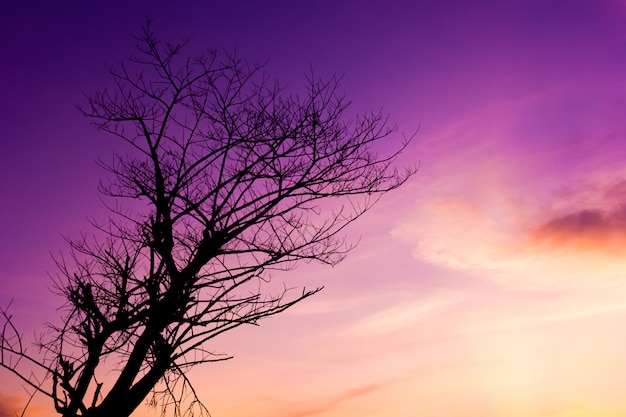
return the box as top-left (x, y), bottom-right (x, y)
top-left (2, 1), bottom-right (626, 416)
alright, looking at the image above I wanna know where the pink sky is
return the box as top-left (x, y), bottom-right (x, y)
top-left (3, 1), bottom-right (626, 416)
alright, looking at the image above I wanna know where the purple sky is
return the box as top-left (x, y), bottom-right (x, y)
top-left (3, 1), bottom-right (626, 416)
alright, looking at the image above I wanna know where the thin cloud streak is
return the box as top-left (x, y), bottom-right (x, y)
top-left (287, 384), bottom-right (382, 417)
top-left (222, 380), bottom-right (400, 417)
top-left (460, 301), bottom-right (626, 335)
top-left (345, 293), bottom-right (459, 336)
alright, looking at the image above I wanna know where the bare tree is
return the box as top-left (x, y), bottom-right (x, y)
top-left (0, 24), bottom-right (415, 417)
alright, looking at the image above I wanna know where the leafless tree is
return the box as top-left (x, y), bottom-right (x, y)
top-left (0, 24), bottom-right (415, 417)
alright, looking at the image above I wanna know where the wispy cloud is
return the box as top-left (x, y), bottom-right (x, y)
top-left (388, 66), bottom-right (626, 290)
top-left (393, 104), bottom-right (626, 290)
top-left (394, 182), bottom-right (626, 290)
top-left (345, 293), bottom-right (458, 336)
top-left (462, 301), bottom-right (626, 334)
top-left (227, 381), bottom-right (397, 417)
top-left (286, 383), bottom-right (382, 417)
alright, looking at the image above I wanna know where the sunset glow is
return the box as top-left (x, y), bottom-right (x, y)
top-left (3, 1), bottom-right (626, 416)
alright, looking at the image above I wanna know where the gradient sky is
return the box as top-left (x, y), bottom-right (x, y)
top-left (3, 1), bottom-right (626, 416)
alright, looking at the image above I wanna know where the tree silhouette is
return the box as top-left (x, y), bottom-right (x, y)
top-left (0, 24), bottom-right (415, 417)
